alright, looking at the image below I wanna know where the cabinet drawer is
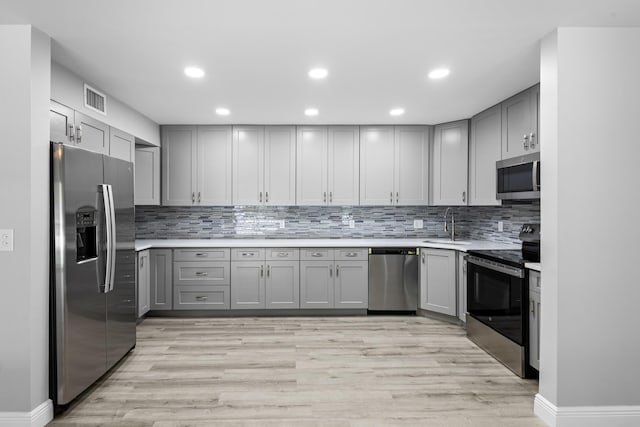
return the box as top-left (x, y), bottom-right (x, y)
top-left (174, 285), bottom-right (230, 310)
top-left (335, 248), bottom-right (368, 261)
top-left (266, 248), bottom-right (299, 261)
top-left (174, 248), bottom-right (230, 261)
top-left (300, 248), bottom-right (334, 261)
top-left (231, 248), bottom-right (266, 261)
top-left (174, 261), bottom-right (230, 286)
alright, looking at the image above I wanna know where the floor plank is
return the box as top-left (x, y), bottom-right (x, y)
top-left (49, 316), bottom-right (544, 426)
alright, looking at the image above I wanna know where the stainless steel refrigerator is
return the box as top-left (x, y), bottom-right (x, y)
top-left (50, 142), bottom-right (136, 406)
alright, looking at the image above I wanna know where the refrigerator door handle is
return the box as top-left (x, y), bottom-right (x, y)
top-left (100, 184), bottom-right (113, 293)
top-left (106, 184), bottom-right (117, 292)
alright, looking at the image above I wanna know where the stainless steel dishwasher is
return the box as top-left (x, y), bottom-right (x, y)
top-left (368, 248), bottom-right (419, 311)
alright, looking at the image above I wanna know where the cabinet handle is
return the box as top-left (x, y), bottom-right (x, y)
top-left (390, 192), bottom-right (393, 203)
top-left (462, 191), bottom-right (466, 203)
top-left (529, 132), bottom-right (536, 148)
top-left (259, 191), bottom-right (262, 203)
top-left (329, 192), bottom-right (333, 203)
top-left (195, 253), bottom-right (208, 257)
top-left (195, 296), bottom-right (208, 301)
top-left (267, 265), bottom-right (270, 277)
top-left (530, 300), bottom-right (535, 315)
top-left (537, 276), bottom-right (541, 288)
top-left (76, 126), bottom-right (82, 144)
top-left (261, 265), bottom-right (264, 277)
top-left (140, 257), bottom-right (144, 268)
top-left (422, 252), bottom-right (425, 264)
top-left (329, 266), bottom-right (332, 277)
top-left (523, 134), bottom-right (529, 149)
top-left (323, 192), bottom-right (327, 203)
top-left (345, 252), bottom-right (358, 257)
top-left (396, 192), bottom-right (399, 204)
top-left (192, 192), bottom-right (195, 203)
top-left (336, 265), bottom-right (339, 277)
top-left (277, 252), bottom-right (289, 257)
top-left (195, 272), bottom-right (209, 276)
top-left (311, 252), bottom-right (323, 257)
top-left (265, 192), bottom-right (269, 203)
top-left (198, 192), bottom-right (201, 203)
top-left (68, 123), bottom-right (75, 143)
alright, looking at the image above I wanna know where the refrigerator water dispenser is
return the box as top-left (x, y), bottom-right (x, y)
top-left (75, 209), bottom-right (97, 262)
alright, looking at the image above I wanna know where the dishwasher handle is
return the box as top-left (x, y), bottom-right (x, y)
top-left (369, 248), bottom-right (418, 256)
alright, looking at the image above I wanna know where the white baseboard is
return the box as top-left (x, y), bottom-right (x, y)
top-left (0, 399), bottom-right (53, 427)
top-left (535, 393), bottom-right (640, 427)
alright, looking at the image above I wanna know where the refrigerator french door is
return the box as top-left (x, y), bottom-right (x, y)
top-left (51, 142), bottom-right (136, 406)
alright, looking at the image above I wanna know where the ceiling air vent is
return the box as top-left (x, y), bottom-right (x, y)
top-left (84, 84), bottom-right (107, 115)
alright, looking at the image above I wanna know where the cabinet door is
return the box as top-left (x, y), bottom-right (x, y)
top-left (328, 126), bottom-right (359, 205)
top-left (433, 121), bottom-right (468, 206)
top-left (334, 261), bottom-right (368, 308)
top-left (50, 101), bottom-right (74, 145)
top-left (233, 126), bottom-right (264, 205)
top-left (197, 126), bottom-right (232, 205)
top-left (300, 261), bottom-right (334, 308)
top-left (419, 249), bottom-right (456, 316)
top-left (529, 270), bottom-right (541, 370)
top-left (359, 126), bottom-right (395, 205)
top-left (529, 84), bottom-right (540, 153)
top-left (110, 127), bottom-right (135, 162)
top-left (457, 252), bottom-right (467, 322)
top-left (134, 147), bottom-right (160, 205)
top-left (296, 126), bottom-right (327, 205)
top-left (395, 126), bottom-right (429, 205)
top-left (149, 249), bottom-right (172, 310)
top-left (501, 89), bottom-right (533, 158)
top-left (137, 250), bottom-right (150, 317)
top-left (162, 126), bottom-right (196, 205)
top-left (231, 261), bottom-right (266, 309)
top-left (469, 104), bottom-right (502, 206)
top-left (75, 111), bottom-right (109, 155)
top-left (264, 126), bottom-right (296, 205)
top-left (266, 261), bottom-right (300, 309)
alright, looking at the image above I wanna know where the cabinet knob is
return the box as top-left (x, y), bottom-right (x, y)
top-left (523, 134), bottom-right (529, 149)
top-left (529, 132), bottom-right (536, 147)
top-left (76, 126), bottom-right (82, 144)
top-left (68, 123), bottom-right (75, 143)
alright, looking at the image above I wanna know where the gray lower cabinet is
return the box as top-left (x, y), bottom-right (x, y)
top-left (231, 261), bottom-right (266, 309)
top-left (529, 270), bottom-right (541, 370)
top-left (419, 248), bottom-right (457, 316)
top-left (149, 249), bottom-right (172, 310)
top-left (266, 261), bottom-right (300, 309)
top-left (300, 261), bottom-right (335, 308)
top-left (174, 248), bottom-right (231, 310)
top-left (334, 261), bottom-right (368, 308)
top-left (137, 250), bottom-right (150, 317)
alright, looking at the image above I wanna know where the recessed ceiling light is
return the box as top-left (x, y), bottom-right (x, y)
top-left (389, 108), bottom-right (405, 116)
top-left (215, 107), bottom-right (230, 116)
top-left (184, 67), bottom-right (205, 78)
top-left (305, 108), bottom-right (319, 116)
top-left (309, 68), bottom-right (329, 79)
top-left (428, 68), bottom-right (450, 79)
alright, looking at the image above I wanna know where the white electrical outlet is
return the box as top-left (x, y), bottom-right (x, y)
top-left (349, 220), bottom-right (355, 228)
top-left (279, 220), bottom-right (285, 229)
top-left (413, 219), bottom-right (423, 229)
top-left (0, 229), bottom-right (14, 252)
top-left (498, 221), bottom-right (504, 232)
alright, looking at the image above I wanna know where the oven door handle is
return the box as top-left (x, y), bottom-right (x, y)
top-left (467, 256), bottom-right (524, 278)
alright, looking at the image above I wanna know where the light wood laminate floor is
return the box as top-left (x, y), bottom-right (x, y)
top-left (50, 316), bottom-right (544, 426)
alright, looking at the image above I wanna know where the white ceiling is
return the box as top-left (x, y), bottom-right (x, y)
top-left (2, 0), bottom-right (640, 125)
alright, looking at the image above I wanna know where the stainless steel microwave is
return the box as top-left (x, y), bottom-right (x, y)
top-left (496, 152), bottom-right (540, 200)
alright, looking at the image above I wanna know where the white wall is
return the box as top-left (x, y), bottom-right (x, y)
top-left (537, 27), bottom-right (640, 425)
top-left (51, 62), bottom-right (160, 146)
top-left (0, 25), bottom-right (52, 424)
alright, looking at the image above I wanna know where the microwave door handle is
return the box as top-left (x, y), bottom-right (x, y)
top-left (100, 184), bottom-right (112, 293)
top-left (107, 184), bottom-right (117, 292)
top-left (533, 160), bottom-right (540, 191)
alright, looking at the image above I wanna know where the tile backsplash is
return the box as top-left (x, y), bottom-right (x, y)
top-left (136, 201), bottom-right (539, 244)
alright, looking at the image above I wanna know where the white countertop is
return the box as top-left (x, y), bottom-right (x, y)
top-left (525, 262), bottom-right (541, 272)
top-left (135, 238), bottom-right (519, 252)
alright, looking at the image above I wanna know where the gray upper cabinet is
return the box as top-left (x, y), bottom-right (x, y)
top-left (109, 127), bottom-right (135, 162)
top-left (419, 248), bottom-right (457, 316)
top-left (360, 126), bottom-right (429, 206)
top-left (234, 126), bottom-right (296, 205)
top-left (469, 104), bottom-right (502, 206)
top-left (501, 84), bottom-right (539, 158)
top-left (432, 120), bottom-right (469, 206)
top-left (50, 100), bottom-right (109, 155)
top-left (135, 146), bottom-right (160, 205)
top-left (297, 126), bottom-right (359, 205)
top-left (162, 125), bottom-right (232, 206)
top-left (149, 249), bottom-right (172, 311)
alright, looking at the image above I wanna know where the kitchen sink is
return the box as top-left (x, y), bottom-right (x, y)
top-left (422, 239), bottom-right (472, 245)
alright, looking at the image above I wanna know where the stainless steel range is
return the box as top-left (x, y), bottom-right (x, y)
top-left (466, 224), bottom-right (540, 378)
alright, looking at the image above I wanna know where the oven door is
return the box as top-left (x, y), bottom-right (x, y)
top-left (467, 256), bottom-right (525, 345)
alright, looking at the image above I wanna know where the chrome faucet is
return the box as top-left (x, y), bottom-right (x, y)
top-left (444, 207), bottom-right (455, 241)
